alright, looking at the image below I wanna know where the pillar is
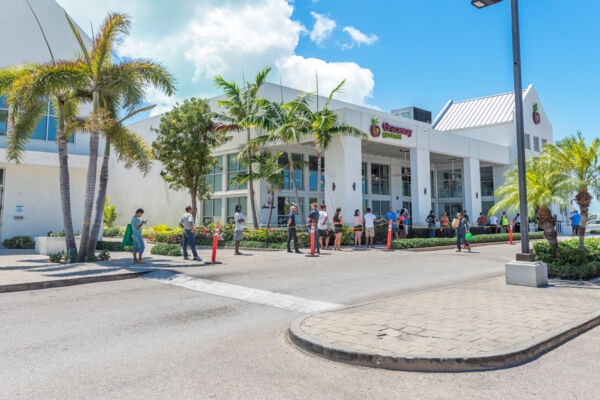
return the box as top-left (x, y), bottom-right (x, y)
top-left (463, 157), bottom-right (482, 218)
top-left (324, 136), bottom-right (363, 223)
top-left (410, 148), bottom-right (431, 227)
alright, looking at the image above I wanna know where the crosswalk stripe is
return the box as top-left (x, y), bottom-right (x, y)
top-left (143, 270), bottom-right (343, 313)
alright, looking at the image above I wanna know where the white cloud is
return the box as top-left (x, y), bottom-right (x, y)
top-left (309, 12), bottom-right (336, 46)
top-left (342, 26), bottom-right (378, 50)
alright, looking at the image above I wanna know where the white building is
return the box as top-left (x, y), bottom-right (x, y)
top-left (0, 0), bottom-right (92, 240)
top-left (110, 82), bottom-right (554, 229)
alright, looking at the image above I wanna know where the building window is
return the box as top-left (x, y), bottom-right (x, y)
top-left (227, 197), bottom-right (247, 223)
top-left (0, 96), bottom-right (7, 136)
top-left (437, 168), bottom-right (462, 198)
top-left (227, 154), bottom-right (248, 191)
top-left (279, 153), bottom-right (304, 190)
top-left (205, 156), bottom-right (223, 192)
top-left (430, 171), bottom-right (436, 198)
top-left (402, 167), bottom-right (411, 197)
top-left (371, 163), bottom-right (390, 195)
top-left (202, 198), bottom-right (222, 225)
top-left (533, 136), bottom-right (540, 152)
top-left (361, 162), bottom-right (368, 194)
top-left (542, 138), bottom-right (548, 147)
top-left (277, 196), bottom-right (304, 226)
top-left (525, 134), bottom-right (531, 150)
top-left (308, 156), bottom-right (324, 192)
top-left (372, 199), bottom-right (390, 218)
top-left (480, 166), bottom-right (494, 197)
top-left (482, 200), bottom-right (495, 216)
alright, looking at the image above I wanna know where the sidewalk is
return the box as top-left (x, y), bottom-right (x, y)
top-left (289, 277), bottom-right (600, 372)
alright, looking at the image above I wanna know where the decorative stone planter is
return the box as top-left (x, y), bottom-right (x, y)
top-left (505, 261), bottom-right (548, 287)
top-left (35, 236), bottom-right (81, 255)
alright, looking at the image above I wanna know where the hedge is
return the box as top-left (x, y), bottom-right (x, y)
top-left (2, 235), bottom-right (35, 249)
top-left (151, 244), bottom-right (182, 257)
top-left (533, 238), bottom-right (600, 280)
top-left (391, 231), bottom-right (544, 249)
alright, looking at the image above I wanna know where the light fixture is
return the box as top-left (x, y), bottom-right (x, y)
top-left (352, 182), bottom-right (356, 191)
top-left (424, 188), bottom-right (427, 195)
top-left (332, 182), bottom-right (336, 191)
top-left (471, 0), bottom-right (503, 8)
top-left (476, 192), bottom-right (479, 199)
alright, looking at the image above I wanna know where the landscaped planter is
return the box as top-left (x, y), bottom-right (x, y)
top-left (35, 236), bottom-right (81, 255)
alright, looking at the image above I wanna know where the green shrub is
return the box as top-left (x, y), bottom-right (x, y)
top-left (590, 230), bottom-right (600, 235)
top-left (84, 253), bottom-right (99, 262)
top-left (98, 249), bottom-right (111, 261)
top-left (96, 241), bottom-right (125, 252)
top-left (123, 246), bottom-right (133, 253)
top-left (51, 230), bottom-right (65, 237)
top-left (103, 196), bottom-right (118, 228)
top-left (49, 251), bottom-right (64, 263)
top-left (103, 228), bottom-right (121, 237)
top-left (2, 235), bottom-right (35, 249)
top-left (150, 244), bottom-right (183, 257)
top-left (547, 261), bottom-right (600, 280)
top-left (533, 239), bottom-right (600, 280)
top-left (390, 232), bottom-right (545, 250)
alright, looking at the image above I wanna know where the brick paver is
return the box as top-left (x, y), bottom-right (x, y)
top-left (295, 277), bottom-right (600, 359)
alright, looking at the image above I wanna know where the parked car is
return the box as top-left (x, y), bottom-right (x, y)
top-left (585, 219), bottom-right (600, 234)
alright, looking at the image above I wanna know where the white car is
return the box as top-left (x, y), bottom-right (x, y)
top-left (585, 219), bottom-right (600, 233)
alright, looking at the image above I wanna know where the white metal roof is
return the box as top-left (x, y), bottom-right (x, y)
top-left (433, 85), bottom-right (531, 131)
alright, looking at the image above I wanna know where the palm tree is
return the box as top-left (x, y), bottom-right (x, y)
top-left (66, 12), bottom-right (175, 260)
top-left (214, 68), bottom-right (271, 229)
top-left (231, 151), bottom-right (285, 228)
top-left (298, 79), bottom-right (367, 205)
top-left (546, 131), bottom-right (600, 250)
top-left (489, 156), bottom-right (569, 248)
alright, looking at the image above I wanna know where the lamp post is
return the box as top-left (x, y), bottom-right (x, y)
top-left (472, 0), bottom-right (531, 258)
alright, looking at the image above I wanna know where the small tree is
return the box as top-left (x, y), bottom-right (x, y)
top-left (152, 98), bottom-right (231, 220)
top-left (103, 196), bottom-right (118, 228)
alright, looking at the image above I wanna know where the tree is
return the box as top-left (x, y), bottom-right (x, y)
top-left (489, 156), bottom-right (569, 248)
top-left (152, 98), bottom-right (231, 221)
top-left (546, 131), bottom-right (600, 250)
top-left (66, 12), bottom-right (175, 260)
top-left (214, 68), bottom-right (271, 228)
top-left (103, 196), bottom-right (118, 228)
top-left (231, 151), bottom-right (285, 228)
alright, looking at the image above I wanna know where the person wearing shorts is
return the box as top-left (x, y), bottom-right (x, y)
top-left (318, 205), bottom-right (330, 250)
top-left (363, 208), bottom-right (377, 248)
top-left (353, 209), bottom-right (364, 248)
top-left (233, 205), bottom-right (244, 255)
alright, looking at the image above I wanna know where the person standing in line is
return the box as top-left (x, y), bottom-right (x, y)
top-left (131, 208), bottom-right (146, 264)
top-left (439, 211), bottom-right (449, 237)
top-left (353, 209), bottom-right (364, 248)
top-left (286, 205), bottom-right (301, 254)
top-left (318, 205), bottom-right (330, 250)
top-left (179, 206), bottom-right (201, 261)
top-left (489, 214), bottom-right (499, 234)
top-left (332, 207), bottom-right (344, 251)
top-left (233, 205), bottom-right (245, 255)
top-left (462, 210), bottom-right (470, 224)
top-left (571, 209), bottom-right (581, 236)
top-left (384, 206), bottom-right (399, 240)
top-left (307, 203), bottom-right (321, 254)
top-left (513, 213), bottom-right (521, 233)
top-left (404, 210), bottom-right (411, 238)
top-left (398, 209), bottom-right (407, 239)
top-left (426, 210), bottom-right (437, 239)
top-left (477, 212), bottom-right (487, 234)
top-left (364, 207), bottom-right (377, 249)
top-left (455, 212), bottom-right (471, 253)
top-left (501, 211), bottom-right (510, 233)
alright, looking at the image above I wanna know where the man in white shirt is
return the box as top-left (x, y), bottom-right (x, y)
top-left (179, 205), bottom-right (201, 261)
top-left (318, 205), bottom-right (330, 250)
top-left (233, 204), bottom-right (244, 255)
top-left (364, 207), bottom-right (377, 248)
top-left (489, 215), bottom-right (498, 234)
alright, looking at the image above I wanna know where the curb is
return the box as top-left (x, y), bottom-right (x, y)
top-left (288, 311), bottom-right (600, 372)
top-left (0, 270), bottom-right (151, 294)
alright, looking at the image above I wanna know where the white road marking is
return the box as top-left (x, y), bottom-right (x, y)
top-left (143, 270), bottom-right (343, 313)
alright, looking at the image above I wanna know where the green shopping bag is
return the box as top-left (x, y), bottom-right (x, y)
top-left (122, 224), bottom-right (134, 246)
top-left (465, 232), bottom-right (473, 241)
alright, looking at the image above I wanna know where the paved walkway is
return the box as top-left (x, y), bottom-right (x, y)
top-left (290, 277), bottom-right (600, 371)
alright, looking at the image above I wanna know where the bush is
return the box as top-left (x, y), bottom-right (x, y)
top-left (96, 241), bottom-right (125, 252)
top-left (2, 235), bottom-right (35, 249)
top-left (547, 261), bottom-right (600, 280)
top-left (85, 253), bottom-right (99, 262)
top-left (391, 232), bottom-right (545, 250)
top-left (98, 249), bottom-right (111, 261)
top-left (123, 246), bottom-right (133, 253)
top-left (533, 239), bottom-right (600, 280)
top-left (49, 251), bottom-right (64, 263)
top-left (151, 244), bottom-right (183, 257)
top-left (103, 228), bottom-right (121, 237)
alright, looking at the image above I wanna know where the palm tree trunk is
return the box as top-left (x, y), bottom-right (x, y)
top-left (246, 128), bottom-right (259, 228)
top-left (537, 206), bottom-right (558, 248)
top-left (317, 150), bottom-right (322, 206)
top-left (79, 90), bottom-right (101, 261)
top-left (57, 101), bottom-right (77, 260)
top-left (87, 137), bottom-right (110, 255)
top-left (267, 189), bottom-right (274, 229)
top-left (576, 190), bottom-right (592, 251)
top-left (288, 149), bottom-right (302, 222)
top-left (191, 188), bottom-right (197, 222)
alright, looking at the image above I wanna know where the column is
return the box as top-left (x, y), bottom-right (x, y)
top-left (463, 157), bottom-right (482, 218)
top-left (410, 148), bottom-right (431, 227)
top-left (324, 136), bottom-right (363, 223)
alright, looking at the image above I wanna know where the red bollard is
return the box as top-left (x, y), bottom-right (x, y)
top-left (386, 220), bottom-right (393, 251)
top-left (206, 220), bottom-right (222, 264)
top-left (509, 222), bottom-right (513, 245)
top-left (305, 222), bottom-right (319, 257)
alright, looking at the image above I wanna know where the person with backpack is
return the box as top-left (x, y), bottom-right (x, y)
top-left (454, 212), bottom-right (471, 252)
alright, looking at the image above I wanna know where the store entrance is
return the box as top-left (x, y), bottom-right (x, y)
top-left (435, 201), bottom-right (463, 219)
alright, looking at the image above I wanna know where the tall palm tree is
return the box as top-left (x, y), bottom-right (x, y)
top-left (489, 156), bottom-right (569, 248)
top-left (231, 151), bottom-right (285, 228)
top-left (298, 79), bottom-right (366, 205)
top-left (546, 131), bottom-right (600, 250)
top-left (66, 12), bottom-right (175, 260)
top-left (214, 68), bottom-right (271, 229)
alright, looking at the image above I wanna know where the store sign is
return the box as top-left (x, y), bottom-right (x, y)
top-left (370, 117), bottom-right (412, 140)
top-left (532, 104), bottom-right (541, 125)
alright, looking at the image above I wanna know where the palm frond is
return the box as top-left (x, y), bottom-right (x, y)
top-left (6, 100), bottom-right (47, 163)
top-left (91, 13), bottom-right (131, 76)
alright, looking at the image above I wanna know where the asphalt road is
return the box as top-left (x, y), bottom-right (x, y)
top-left (1, 244), bottom-right (598, 399)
